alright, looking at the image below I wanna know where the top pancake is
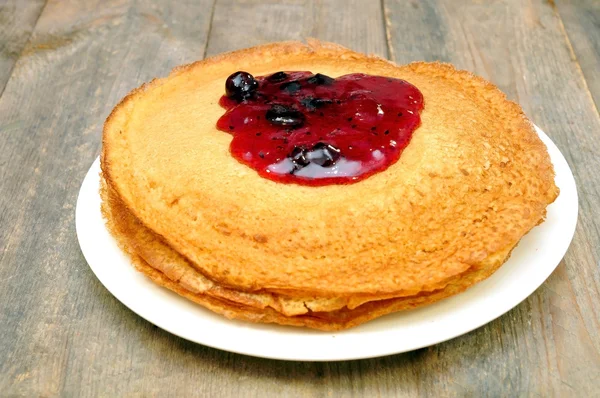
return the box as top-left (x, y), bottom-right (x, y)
top-left (102, 40), bottom-right (558, 297)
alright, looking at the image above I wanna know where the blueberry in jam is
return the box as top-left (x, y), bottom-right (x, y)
top-left (306, 73), bottom-right (334, 85)
top-left (307, 143), bottom-right (341, 167)
top-left (225, 71), bottom-right (258, 100)
top-left (300, 97), bottom-right (333, 111)
top-left (289, 146), bottom-right (310, 170)
top-left (265, 105), bottom-right (305, 126)
top-left (267, 71), bottom-right (288, 82)
top-left (217, 71), bottom-right (424, 186)
top-left (280, 80), bottom-right (302, 94)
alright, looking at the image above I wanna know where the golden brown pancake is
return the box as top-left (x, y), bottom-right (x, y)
top-left (100, 40), bottom-right (558, 329)
top-left (102, 176), bottom-right (512, 331)
top-left (101, 177), bottom-right (517, 319)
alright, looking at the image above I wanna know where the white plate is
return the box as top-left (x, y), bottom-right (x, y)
top-left (76, 126), bottom-right (578, 361)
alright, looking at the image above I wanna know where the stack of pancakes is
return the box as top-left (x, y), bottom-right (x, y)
top-left (101, 40), bottom-right (558, 330)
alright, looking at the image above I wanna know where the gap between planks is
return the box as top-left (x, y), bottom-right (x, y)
top-left (548, 1), bottom-right (600, 120)
top-left (202, 0), bottom-right (218, 59)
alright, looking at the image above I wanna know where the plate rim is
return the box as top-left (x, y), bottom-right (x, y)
top-left (76, 125), bottom-right (578, 361)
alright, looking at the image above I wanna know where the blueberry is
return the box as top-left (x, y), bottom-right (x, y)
top-left (308, 143), bottom-right (341, 167)
top-left (306, 73), bottom-right (334, 85)
top-left (225, 71), bottom-right (258, 100)
top-left (267, 71), bottom-right (288, 82)
top-left (300, 97), bottom-right (333, 111)
top-left (265, 105), bottom-right (305, 127)
top-left (289, 146), bottom-right (310, 169)
top-left (280, 81), bottom-right (302, 93)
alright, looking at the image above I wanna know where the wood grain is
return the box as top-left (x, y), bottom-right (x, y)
top-left (205, 0), bottom-right (388, 58)
top-left (0, 0), bottom-right (47, 95)
top-left (0, 0), bottom-right (598, 396)
top-left (384, 0), bottom-right (600, 395)
top-left (0, 0), bottom-right (213, 396)
top-left (554, 0), bottom-right (600, 111)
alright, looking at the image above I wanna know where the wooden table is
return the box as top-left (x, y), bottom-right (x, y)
top-left (1, 0), bottom-right (599, 395)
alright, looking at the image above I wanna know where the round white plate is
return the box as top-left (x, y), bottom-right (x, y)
top-left (76, 126), bottom-right (578, 361)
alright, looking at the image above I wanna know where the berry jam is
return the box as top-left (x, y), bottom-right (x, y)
top-left (217, 71), bottom-right (424, 186)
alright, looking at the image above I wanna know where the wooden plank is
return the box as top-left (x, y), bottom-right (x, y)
top-left (2, 0), bottom-right (598, 396)
top-left (0, 0), bottom-right (214, 396)
top-left (384, 0), bottom-right (600, 395)
top-left (554, 0), bottom-right (600, 110)
top-left (205, 0), bottom-right (388, 58)
top-left (0, 0), bottom-right (47, 96)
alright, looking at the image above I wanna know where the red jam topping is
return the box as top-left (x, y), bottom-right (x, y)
top-left (216, 71), bottom-right (424, 186)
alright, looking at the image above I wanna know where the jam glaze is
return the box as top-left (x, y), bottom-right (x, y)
top-left (217, 71), bottom-right (424, 186)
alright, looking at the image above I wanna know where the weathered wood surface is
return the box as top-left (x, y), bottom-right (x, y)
top-left (384, 0), bottom-right (600, 395)
top-left (0, 0), bottom-right (598, 396)
top-left (555, 0), bottom-right (600, 111)
top-left (0, 0), bottom-right (46, 95)
top-left (205, 0), bottom-right (388, 58)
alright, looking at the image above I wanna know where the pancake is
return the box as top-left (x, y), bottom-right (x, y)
top-left (102, 175), bottom-right (510, 330)
top-left (100, 40), bottom-right (558, 329)
top-left (101, 176), bottom-right (519, 318)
